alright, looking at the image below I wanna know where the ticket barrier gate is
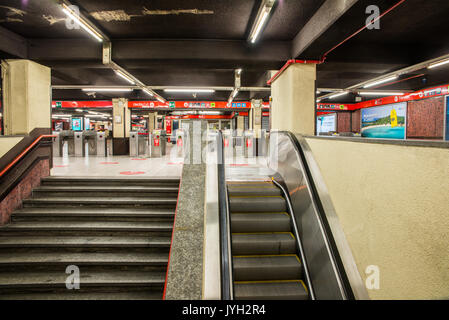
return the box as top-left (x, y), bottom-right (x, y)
top-left (138, 134), bottom-right (150, 157)
top-left (83, 131), bottom-right (97, 156)
top-left (52, 132), bottom-right (62, 157)
top-left (175, 130), bottom-right (185, 158)
top-left (258, 130), bottom-right (269, 157)
top-left (244, 131), bottom-right (256, 158)
top-left (59, 131), bottom-right (75, 157)
top-left (96, 132), bottom-right (108, 157)
top-left (150, 130), bottom-right (167, 158)
top-left (74, 132), bottom-right (85, 157)
top-left (129, 132), bottom-right (139, 157)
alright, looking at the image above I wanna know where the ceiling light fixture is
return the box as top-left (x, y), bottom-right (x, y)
top-left (363, 76), bottom-right (398, 88)
top-left (82, 88), bottom-right (132, 92)
top-left (142, 88), bottom-right (154, 96)
top-left (163, 89), bottom-right (215, 93)
top-left (328, 91), bottom-right (348, 99)
top-left (61, 4), bottom-right (103, 42)
top-left (249, 0), bottom-right (276, 44)
top-left (428, 58), bottom-right (449, 69)
top-left (114, 70), bottom-right (135, 85)
top-left (359, 91), bottom-right (405, 96)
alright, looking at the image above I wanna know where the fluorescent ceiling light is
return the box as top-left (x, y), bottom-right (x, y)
top-left (199, 111), bottom-right (222, 115)
top-left (428, 58), bottom-right (449, 69)
top-left (61, 4), bottom-right (103, 42)
top-left (164, 89), bottom-right (215, 93)
top-left (316, 99), bottom-right (321, 103)
top-left (232, 88), bottom-right (239, 98)
top-left (156, 96), bottom-right (165, 103)
top-left (251, 11), bottom-right (269, 43)
top-left (115, 70), bottom-right (135, 85)
top-left (142, 88), bottom-right (154, 96)
top-left (82, 88), bottom-right (132, 92)
top-left (329, 91), bottom-right (348, 99)
top-left (236, 69), bottom-right (242, 75)
top-left (359, 91), bottom-right (405, 96)
top-left (316, 90), bottom-right (321, 94)
top-left (363, 76), bottom-right (398, 88)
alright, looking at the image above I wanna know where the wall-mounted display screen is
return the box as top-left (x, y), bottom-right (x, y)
top-left (317, 113), bottom-right (337, 134)
top-left (71, 118), bottom-right (83, 131)
top-left (361, 102), bottom-right (406, 139)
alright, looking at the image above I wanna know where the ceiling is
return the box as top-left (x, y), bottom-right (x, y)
top-left (1, 0), bottom-right (448, 103)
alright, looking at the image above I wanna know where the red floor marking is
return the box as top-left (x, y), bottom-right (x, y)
top-left (131, 158), bottom-right (148, 161)
top-left (54, 165), bottom-right (68, 168)
top-left (230, 164), bottom-right (249, 167)
top-left (168, 162), bottom-right (184, 165)
top-left (120, 171), bottom-right (146, 175)
top-left (100, 162), bottom-right (119, 165)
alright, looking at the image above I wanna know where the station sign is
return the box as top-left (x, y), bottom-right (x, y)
top-left (52, 101), bottom-right (113, 108)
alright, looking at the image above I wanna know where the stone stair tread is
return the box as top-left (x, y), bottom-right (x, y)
top-left (0, 270), bottom-right (165, 287)
top-left (0, 236), bottom-right (171, 247)
top-left (12, 207), bottom-right (174, 216)
top-left (34, 186), bottom-right (179, 192)
top-left (0, 252), bottom-right (168, 265)
top-left (0, 221), bottom-right (173, 230)
top-left (24, 197), bottom-right (177, 203)
top-left (0, 291), bottom-right (162, 300)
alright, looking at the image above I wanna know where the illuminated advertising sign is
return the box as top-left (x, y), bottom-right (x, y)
top-left (361, 102), bottom-right (406, 139)
top-left (316, 113), bottom-right (337, 134)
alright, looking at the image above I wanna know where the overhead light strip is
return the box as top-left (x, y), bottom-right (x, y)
top-left (82, 88), bottom-right (132, 92)
top-left (164, 89), bottom-right (216, 93)
top-left (61, 4), bottom-right (103, 42)
top-left (359, 91), bottom-right (405, 96)
top-left (248, 0), bottom-right (276, 44)
top-left (329, 91), bottom-right (348, 99)
top-left (114, 70), bottom-right (135, 85)
top-left (363, 76), bottom-right (398, 88)
top-left (428, 58), bottom-right (449, 69)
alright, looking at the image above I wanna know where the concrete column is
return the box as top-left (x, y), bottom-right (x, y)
top-left (112, 98), bottom-right (130, 155)
top-left (2, 59), bottom-right (51, 135)
top-left (165, 120), bottom-right (207, 299)
top-left (236, 116), bottom-right (244, 135)
top-left (148, 112), bottom-right (155, 132)
top-left (251, 99), bottom-right (263, 138)
top-left (271, 63), bottom-right (316, 135)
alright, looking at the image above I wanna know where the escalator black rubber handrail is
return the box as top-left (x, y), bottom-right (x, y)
top-left (280, 131), bottom-right (355, 300)
top-left (216, 131), bottom-right (234, 300)
top-left (271, 179), bottom-right (316, 300)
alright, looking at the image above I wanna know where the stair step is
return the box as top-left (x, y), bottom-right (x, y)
top-left (41, 176), bottom-right (179, 187)
top-left (0, 252), bottom-right (168, 266)
top-left (0, 236), bottom-right (171, 248)
top-left (0, 270), bottom-right (165, 289)
top-left (234, 281), bottom-right (308, 300)
top-left (32, 186), bottom-right (178, 198)
top-left (22, 197), bottom-right (177, 208)
top-left (231, 213), bottom-right (291, 233)
top-left (0, 221), bottom-right (173, 233)
top-left (232, 233), bottom-right (296, 255)
top-left (227, 185), bottom-right (281, 197)
top-left (0, 291), bottom-right (162, 300)
top-left (229, 196), bottom-right (286, 213)
top-left (233, 255), bottom-right (302, 281)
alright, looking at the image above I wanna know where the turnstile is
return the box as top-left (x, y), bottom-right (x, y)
top-left (74, 132), bottom-right (85, 157)
top-left (83, 131), bottom-right (97, 156)
top-left (150, 130), bottom-right (167, 157)
top-left (97, 132), bottom-right (107, 157)
top-left (244, 131), bottom-right (256, 158)
top-left (175, 130), bottom-right (185, 158)
top-left (52, 132), bottom-right (62, 157)
top-left (59, 131), bottom-right (75, 156)
top-left (129, 132), bottom-right (139, 157)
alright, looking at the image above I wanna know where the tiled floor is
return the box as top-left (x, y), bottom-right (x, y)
top-left (52, 145), bottom-right (183, 177)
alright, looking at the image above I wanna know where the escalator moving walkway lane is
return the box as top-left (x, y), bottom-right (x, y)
top-left (228, 181), bottom-right (309, 300)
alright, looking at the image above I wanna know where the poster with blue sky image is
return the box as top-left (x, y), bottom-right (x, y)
top-left (361, 102), bottom-right (407, 139)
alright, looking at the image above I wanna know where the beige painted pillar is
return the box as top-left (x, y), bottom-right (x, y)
top-left (271, 63), bottom-right (316, 135)
top-left (251, 99), bottom-right (263, 137)
top-left (236, 116), bottom-right (244, 135)
top-left (148, 112), bottom-right (155, 132)
top-left (2, 59), bottom-right (51, 135)
top-left (112, 98), bottom-right (130, 138)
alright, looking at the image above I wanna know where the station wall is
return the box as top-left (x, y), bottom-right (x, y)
top-left (306, 137), bottom-right (449, 299)
top-left (406, 96), bottom-right (445, 139)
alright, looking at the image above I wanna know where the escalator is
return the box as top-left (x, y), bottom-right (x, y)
top-left (217, 131), bottom-right (357, 300)
top-left (227, 181), bottom-right (309, 300)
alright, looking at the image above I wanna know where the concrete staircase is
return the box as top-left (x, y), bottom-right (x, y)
top-left (0, 176), bottom-right (179, 300)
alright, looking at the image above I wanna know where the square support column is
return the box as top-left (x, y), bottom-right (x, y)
top-left (112, 98), bottom-right (130, 155)
top-left (271, 63), bottom-right (316, 135)
top-left (2, 59), bottom-right (51, 135)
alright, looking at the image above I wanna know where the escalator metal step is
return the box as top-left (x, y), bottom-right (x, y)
top-left (233, 255), bottom-right (302, 281)
top-left (227, 185), bottom-right (281, 197)
top-left (229, 196), bottom-right (286, 213)
top-left (231, 213), bottom-right (291, 233)
top-left (234, 281), bottom-right (308, 300)
top-left (232, 233), bottom-right (296, 255)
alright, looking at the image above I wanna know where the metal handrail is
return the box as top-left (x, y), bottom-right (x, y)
top-left (272, 179), bottom-right (316, 300)
top-left (216, 131), bottom-right (233, 300)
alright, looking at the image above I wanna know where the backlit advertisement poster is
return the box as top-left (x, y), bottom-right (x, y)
top-left (71, 118), bottom-right (82, 131)
top-left (316, 113), bottom-right (337, 134)
top-left (446, 96), bottom-right (449, 141)
top-left (361, 102), bottom-right (406, 139)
